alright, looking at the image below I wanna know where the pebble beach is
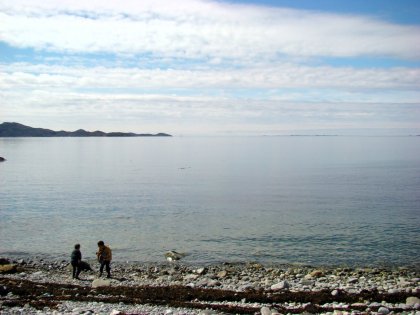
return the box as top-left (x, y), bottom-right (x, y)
top-left (1, 257), bottom-right (420, 315)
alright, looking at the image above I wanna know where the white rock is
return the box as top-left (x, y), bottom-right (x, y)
top-left (347, 277), bottom-right (358, 284)
top-left (378, 306), bottom-right (390, 314)
top-left (32, 271), bottom-right (43, 276)
top-left (184, 274), bottom-right (199, 281)
top-left (260, 306), bottom-right (271, 315)
top-left (407, 297), bottom-right (420, 306)
top-left (369, 302), bottom-right (382, 307)
top-left (331, 289), bottom-right (339, 296)
top-left (271, 280), bottom-right (289, 291)
top-left (195, 268), bottom-right (206, 275)
top-left (92, 279), bottom-right (111, 288)
top-left (207, 279), bottom-right (221, 287)
top-left (109, 310), bottom-right (121, 315)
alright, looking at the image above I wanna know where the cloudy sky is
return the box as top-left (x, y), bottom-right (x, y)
top-left (1, 0), bottom-right (419, 135)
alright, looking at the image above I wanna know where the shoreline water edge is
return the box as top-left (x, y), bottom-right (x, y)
top-left (1, 257), bottom-right (419, 315)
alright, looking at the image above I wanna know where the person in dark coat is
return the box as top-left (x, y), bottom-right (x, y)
top-left (70, 244), bottom-right (82, 279)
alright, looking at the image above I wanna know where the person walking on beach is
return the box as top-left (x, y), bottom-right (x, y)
top-left (70, 244), bottom-right (82, 279)
top-left (96, 241), bottom-right (112, 278)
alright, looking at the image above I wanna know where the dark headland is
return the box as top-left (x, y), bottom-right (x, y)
top-left (0, 122), bottom-right (171, 137)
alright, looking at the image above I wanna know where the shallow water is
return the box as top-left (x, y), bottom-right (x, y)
top-left (0, 136), bottom-right (419, 266)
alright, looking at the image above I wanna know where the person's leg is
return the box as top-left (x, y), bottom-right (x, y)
top-left (72, 263), bottom-right (77, 278)
top-left (105, 261), bottom-right (111, 278)
top-left (99, 261), bottom-right (105, 277)
top-left (75, 264), bottom-right (81, 279)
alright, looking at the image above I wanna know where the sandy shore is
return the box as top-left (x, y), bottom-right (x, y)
top-left (1, 257), bottom-right (420, 314)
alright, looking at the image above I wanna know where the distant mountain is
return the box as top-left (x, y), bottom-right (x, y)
top-left (0, 122), bottom-right (172, 137)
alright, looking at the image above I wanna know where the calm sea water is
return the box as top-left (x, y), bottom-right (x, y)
top-left (0, 136), bottom-right (419, 267)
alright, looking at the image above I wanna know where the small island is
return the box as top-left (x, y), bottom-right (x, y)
top-left (0, 122), bottom-right (171, 137)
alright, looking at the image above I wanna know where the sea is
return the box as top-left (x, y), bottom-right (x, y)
top-left (0, 136), bottom-right (419, 267)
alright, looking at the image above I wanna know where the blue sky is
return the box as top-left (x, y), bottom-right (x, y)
top-left (1, 0), bottom-right (419, 135)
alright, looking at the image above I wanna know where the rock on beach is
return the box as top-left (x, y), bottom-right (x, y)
top-left (92, 278), bottom-right (111, 288)
top-left (271, 280), bottom-right (289, 290)
top-left (407, 296), bottom-right (420, 305)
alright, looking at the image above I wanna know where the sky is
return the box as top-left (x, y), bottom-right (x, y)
top-left (1, 0), bottom-right (419, 135)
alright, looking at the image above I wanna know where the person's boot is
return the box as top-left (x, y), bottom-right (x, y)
top-left (106, 274), bottom-right (111, 278)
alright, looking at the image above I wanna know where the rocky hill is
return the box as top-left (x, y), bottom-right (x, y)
top-left (0, 122), bottom-right (171, 137)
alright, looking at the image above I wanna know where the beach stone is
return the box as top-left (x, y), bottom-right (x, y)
top-left (348, 277), bottom-right (358, 284)
top-left (195, 268), bottom-right (206, 275)
top-left (110, 310), bottom-right (122, 315)
top-left (260, 306), bottom-right (271, 315)
top-left (407, 297), bottom-right (420, 305)
top-left (378, 306), bottom-right (390, 314)
top-left (92, 279), bottom-right (111, 288)
top-left (184, 274), bottom-right (199, 281)
top-left (217, 270), bottom-right (228, 278)
top-left (309, 270), bottom-right (324, 278)
top-left (369, 302), bottom-right (381, 308)
top-left (271, 280), bottom-right (289, 290)
top-left (0, 264), bottom-right (17, 274)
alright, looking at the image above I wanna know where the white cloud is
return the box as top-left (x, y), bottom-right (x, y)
top-left (2, 63), bottom-right (419, 91)
top-left (1, 0), bottom-right (419, 60)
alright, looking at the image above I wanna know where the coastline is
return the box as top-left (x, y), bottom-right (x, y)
top-left (1, 257), bottom-right (419, 314)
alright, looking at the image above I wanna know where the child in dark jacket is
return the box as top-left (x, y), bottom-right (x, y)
top-left (70, 244), bottom-right (82, 279)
